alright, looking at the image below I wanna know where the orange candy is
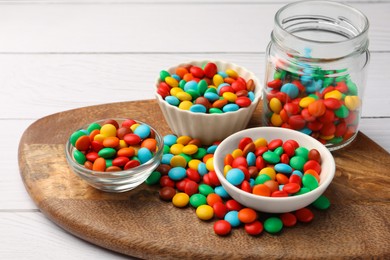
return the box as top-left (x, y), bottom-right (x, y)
top-left (117, 147), bottom-right (135, 158)
top-left (238, 208), bottom-right (257, 223)
top-left (206, 193), bottom-right (223, 207)
top-left (252, 184), bottom-right (271, 197)
top-left (92, 157), bottom-right (106, 171)
top-left (308, 100), bottom-right (326, 117)
top-left (103, 136), bottom-right (120, 148)
top-left (175, 67), bottom-right (189, 78)
top-left (75, 135), bottom-right (91, 151)
top-left (141, 138), bottom-right (158, 152)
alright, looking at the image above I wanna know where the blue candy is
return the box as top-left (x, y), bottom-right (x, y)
top-left (163, 134), bottom-right (177, 147)
top-left (274, 163), bottom-right (293, 174)
top-left (137, 147), bottom-right (153, 164)
top-left (184, 80), bottom-right (198, 92)
top-left (280, 83), bottom-right (299, 99)
top-left (190, 104), bottom-right (207, 113)
top-left (161, 154), bottom-right (174, 165)
top-left (134, 124), bottom-right (151, 139)
top-left (204, 92), bottom-right (220, 102)
top-left (214, 185), bottom-right (230, 199)
top-left (168, 167), bottom-right (187, 181)
top-left (222, 103), bottom-right (239, 112)
top-left (165, 96), bottom-right (180, 106)
top-left (246, 152), bottom-right (256, 166)
top-left (224, 211), bottom-right (241, 227)
top-left (226, 168), bottom-right (245, 186)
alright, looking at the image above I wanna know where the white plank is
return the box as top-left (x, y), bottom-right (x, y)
top-left (0, 0), bottom-right (385, 3)
top-left (0, 3), bottom-right (387, 52)
top-left (0, 212), bottom-right (131, 259)
top-left (0, 52), bottom-right (389, 119)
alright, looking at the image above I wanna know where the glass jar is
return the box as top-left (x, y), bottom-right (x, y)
top-left (262, 0), bottom-right (370, 150)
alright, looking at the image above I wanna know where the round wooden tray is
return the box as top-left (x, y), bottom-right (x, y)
top-left (18, 100), bottom-right (390, 259)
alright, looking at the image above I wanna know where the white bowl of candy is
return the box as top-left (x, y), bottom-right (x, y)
top-left (213, 127), bottom-right (336, 213)
top-left (155, 60), bottom-right (262, 145)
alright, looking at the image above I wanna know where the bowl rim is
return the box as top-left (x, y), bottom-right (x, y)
top-left (65, 118), bottom-right (164, 178)
top-left (213, 126), bottom-right (336, 203)
top-left (155, 59), bottom-right (263, 117)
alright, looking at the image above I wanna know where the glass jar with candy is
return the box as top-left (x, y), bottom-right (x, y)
top-left (262, 0), bottom-right (370, 150)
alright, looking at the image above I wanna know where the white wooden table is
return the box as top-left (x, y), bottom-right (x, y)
top-left (1, 0), bottom-right (389, 259)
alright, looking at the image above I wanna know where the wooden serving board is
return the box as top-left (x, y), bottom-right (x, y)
top-left (18, 100), bottom-right (390, 259)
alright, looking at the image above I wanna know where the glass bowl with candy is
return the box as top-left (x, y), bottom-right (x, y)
top-left (65, 118), bottom-right (163, 192)
top-left (155, 60), bottom-right (262, 145)
top-left (213, 127), bottom-right (335, 213)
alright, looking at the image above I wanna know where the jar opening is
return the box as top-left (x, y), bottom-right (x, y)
top-left (273, 1), bottom-right (369, 59)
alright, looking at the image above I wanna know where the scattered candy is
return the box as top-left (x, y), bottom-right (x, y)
top-left (146, 134), bottom-right (331, 237)
top-left (69, 119), bottom-right (159, 172)
top-left (157, 62), bottom-right (256, 113)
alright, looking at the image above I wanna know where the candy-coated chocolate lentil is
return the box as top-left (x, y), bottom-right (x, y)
top-left (311, 195), bottom-right (331, 210)
top-left (255, 174), bottom-right (272, 185)
top-left (280, 212), bottom-right (297, 227)
top-left (245, 220), bottom-right (263, 236)
top-left (224, 211), bottom-right (241, 227)
top-left (145, 171), bottom-right (161, 185)
top-left (213, 201), bottom-right (228, 219)
top-left (100, 124), bottom-right (117, 137)
top-left (264, 217), bottom-right (283, 234)
top-left (214, 185), bottom-right (230, 199)
top-left (295, 208), bottom-right (314, 223)
top-left (172, 192), bottom-right (190, 208)
top-left (73, 150), bottom-right (86, 164)
top-left (92, 157), bottom-right (106, 171)
top-left (252, 184), bottom-right (271, 197)
top-left (198, 184), bottom-right (214, 196)
top-left (289, 156), bottom-right (306, 171)
top-left (98, 147), bottom-right (116, 159)
top-left (196, 205), bottom-right (214, 220)
top-left (225, 199), bottom-right (242, 211)
top-left (238, 208), bottom-right (257, 223)
top-left (190, 193), bottom-right (207, 208)
top-left (302, 174), bottom-right (319, 190)
top-left (138, 147), bottom-right (153, 164)
top-left (283, 182), bottom-right (301, 194)
top-left (214, 220), bottom-right (231, 236)
top-left (262, 151), bottom-right (280, 164)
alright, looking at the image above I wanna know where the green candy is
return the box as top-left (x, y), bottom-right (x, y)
top-left (87, 122), bottom-right (101, 133)
top-left (262, 151), bottom-right (280, 164)
top-left (274, 147), bottom-right (284, 156)
top-left (255, 174), bottom-right (272, 185)
top-left (179, 79), bottom-right (186, 89)
top-left (98, 147), bottom-right (116, 159)
top-left (294, 187), bottom-right (310, 196)
top-left (193, 148), bottom-right (207, 160)
top-left (70, 130), bottom-right (86, 146)
top-left (209, 108), bottom-right (223, 114)
top-left (189, 193), bottom-right (207, 208)
top-left (197, 79), bottom-right (208, 95)
top-left (163, 144), bottom-right (170, 154)
top-left (346, 80), bottom-right (358, 95)
top-left (295, 147), bottom-right (309, 160)
top-left (160, 70), bottom-right (170, 81)
top-left (73, 149), bottom-right (86, 164)
top-left (105, 159), bottom-right (113, 168)
top-left (205, 87), bottom-right (217, 94)
top-left (186, 89), bottom-right (200, 100)
top-left (335, 105), bottom-right (349, 118)
top-left (145, 171), bottom-right (161, 185)
top-left (302, 174), bottom-right (319, 190)
top-left (264, 217), bottom-right (283, 234)
top-left (329, 136), bottom-right (344, 144)
top-left (289, 156), bottom-right (306, 171)
top-left (179, 153), bottom-right (192, 163)
top-left (198, 184), bottom-right (214, 196)
top-left (312, 195), bottom-right (331, 210)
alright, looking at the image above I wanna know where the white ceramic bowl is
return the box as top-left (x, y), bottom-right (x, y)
top-left (213, 127), bottom-right (336, 213)
top-left (65, 118), bottom-right (163, 193)
top-left (155, 60), bottom-right (262, 145)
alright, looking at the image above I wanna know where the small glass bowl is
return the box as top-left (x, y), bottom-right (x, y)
top-left (214, 127), bottom-right (336, 213)
top-left (65, 119), bottom-right (163, 193)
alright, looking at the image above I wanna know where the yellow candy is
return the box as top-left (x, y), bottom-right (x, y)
top-left (117, 139), bottom-right (128, 149)
top-left (224, 165), bottom-right (232, 176)
top-left (344, 95), bottom-right (361, 111)
top-left (319, 134), bottom-right (335, 140)
top-left (259, 167), bottom-right (276, 180)
top-left (93, 133), bottom-right (106, 143)
top-left (299, 96), bottom-right (316, 108)
top-left (231, 148), bottom-right (243, 158)
top-left (269, 97), bottom-right (282, 113)
top-left (179, 100), bottom-right (193, 110)
top-left (324, 90), bottom-right (342, 100)
top-left (271, 113), bottom-right (283, 127)
top-left (226, 69), bottom-right (239, 79)
top-left (206, 157), bottom-right (214, 171)
top-left (213, 74), bottom-right (224, 87)
top-left (165, 76), bottom-right (179, 88)
top-left (130, 123), bottom-right (140, 132)
top-left (254, 138), bottom-right (268, 148)
top-left (176, 91), bottom-right (192, 101)
top-left (170, 155), bottom-right (187, 168)
top-left (100, 124), bottom-right (117, 137)
top-left (196, 205), bottom-right (214, 220)
top-left (172, 193), bottom-right (189, 207)
top-left (188, 159), bottom-right (202, 170)
top-left (170, 87), bottom-right (183, 96)
top-left (170, 143), bottom-right (184, 155)
top-left (177, 135), bottom-right (192, 145)
top-left (182, 144), bottom-right (198, 155)
top-left (222, 92), bottom-right (237, 102)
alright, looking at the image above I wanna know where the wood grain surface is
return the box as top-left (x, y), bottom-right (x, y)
top-left (18, 100), bottom-right (390, 259)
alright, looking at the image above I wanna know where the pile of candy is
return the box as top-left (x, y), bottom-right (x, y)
top-left (264, 64), bottom-right (361, 146)
top-left (223, 137), bottom-right (321, 197)
top-left (146, 134), bottom-right (330, 236)
top-left (157, 62), bottom-right (256, 113)
top-left (69, 119), bottom-right (159, 172)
